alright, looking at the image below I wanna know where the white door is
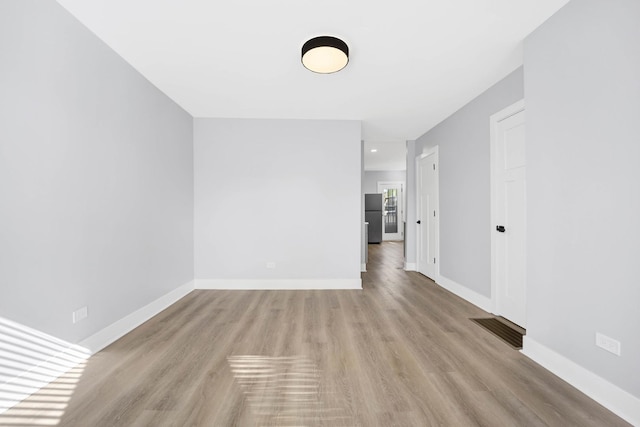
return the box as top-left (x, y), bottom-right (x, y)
top-left (377, 182), bottom-right (404, 241)
top-left (491, 102), bottom-right (526, 328)
top-left (417, 149), bottom-right (438, 280)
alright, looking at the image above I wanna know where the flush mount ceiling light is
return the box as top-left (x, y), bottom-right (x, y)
top-left (301, 36), bottom-right (349, 74)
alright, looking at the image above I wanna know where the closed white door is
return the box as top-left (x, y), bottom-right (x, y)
top-left (377, 182), bottom-right (404, 241)
top-left (491, 104), bottom-right (526, 327)
top-left (417, 150), bottom-right (438, 280)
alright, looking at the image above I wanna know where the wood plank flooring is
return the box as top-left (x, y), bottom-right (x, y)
top-left (0, 242), bottom-right (630, 426)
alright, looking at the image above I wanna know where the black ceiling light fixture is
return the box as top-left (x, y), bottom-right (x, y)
top-left (301, 36), bottom-right (349, 74)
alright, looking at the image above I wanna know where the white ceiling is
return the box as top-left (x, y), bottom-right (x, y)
top-left (364, 141), bottom-right (407, 171)
top-left (56, 0), bottom-right (569, 143)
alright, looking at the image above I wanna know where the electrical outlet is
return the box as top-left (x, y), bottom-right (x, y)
top-left (72, 306), bottom-right (88, 324)
top-left (595, 332), bottom-right (621, 356)
top-left (266, 262), bottom-right (276, 269)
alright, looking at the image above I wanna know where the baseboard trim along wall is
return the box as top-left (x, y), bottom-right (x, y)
top-left (80, 280), bottom-right (194, 354)
top-left (0, 280), bottom-right (194, 415)
top-left (430, 275), bottom-right (639, 425)
top-left (435, 274), bottom-right (493, 313)
top-left (404, 262), bottom-right (417, 271)
top-left (0, 320), bottom-right (91, 414)
top-left (522, 336), bottom-right (640, 426)
top-left (361, 263), bottom-right (367, 272)
top-left (195, 279), bottom-right (362, 290)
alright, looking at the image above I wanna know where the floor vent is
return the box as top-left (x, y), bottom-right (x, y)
top-left (470, 317), bottom-right (525, 349)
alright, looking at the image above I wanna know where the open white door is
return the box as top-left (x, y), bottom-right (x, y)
top-left (417, 148), bottom-right (439, 280)
top-left (491, 101), bottom-right (527, 328)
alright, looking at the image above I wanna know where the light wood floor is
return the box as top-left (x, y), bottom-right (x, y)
top-left (1, 242), bottom-right (629, 426)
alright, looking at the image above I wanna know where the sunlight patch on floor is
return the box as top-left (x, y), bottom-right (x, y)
top-left (0, 318), bottom-right (90, 425)
top-left (228, 355), bottom-right (353, 426)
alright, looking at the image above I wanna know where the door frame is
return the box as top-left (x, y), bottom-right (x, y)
top-left (490, 99), bottom-right (525, 315)
top-left (416, 145), bottom-right (440, 280)
top-left (377, 181), bottom-right (405, 241)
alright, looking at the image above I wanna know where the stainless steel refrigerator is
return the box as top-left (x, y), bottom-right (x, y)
top-left (365, 193), bottom-right (383, 243)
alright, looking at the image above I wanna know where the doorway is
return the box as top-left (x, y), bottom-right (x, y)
top-left (417, 147), bottom-right (439, 280)
top-left (377, 182), bottom-right (404, 241)
top-left (490, 100), bottom-right (526, 328)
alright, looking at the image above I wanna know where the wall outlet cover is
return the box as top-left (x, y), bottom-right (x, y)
top-left (595, 332), bottom-right (621, 356)
top-left (73, 306), bottom-right (88, 324)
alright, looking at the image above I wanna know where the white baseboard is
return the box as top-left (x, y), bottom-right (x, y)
top-left (361, 263), bottom-right (367, 272)
top-left (404, 262), bottom-right (417, 271)
top-left (80, 280), bottom-right (194, 354)
top-left (435, 274), bottom-right (492, 312)
top-left (522, 336), bottom-right (639, 426)
top-left (195, 279), bottom-right (362, 290)
top-left (0, 280), bottom-right (194, 415)
top-left (0, 320), bottom-right (91, 414)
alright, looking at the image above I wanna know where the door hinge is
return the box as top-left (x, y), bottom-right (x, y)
top-left (433, 163), bottom-right (436, 170)
top-left (433, 210), bottom-right (436, 217)
top-left (433, 257), bottom-right (436, 263)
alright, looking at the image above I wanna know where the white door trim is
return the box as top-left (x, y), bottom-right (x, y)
top-left (416, 145), bottom-right (440, 280)
top-left (490, 99), bottom-right (525, 315)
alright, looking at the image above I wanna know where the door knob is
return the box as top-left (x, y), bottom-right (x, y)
top-left (496, 225), bottom-right (506, 232)
top-left (417, 220), bottom-right (421, 224)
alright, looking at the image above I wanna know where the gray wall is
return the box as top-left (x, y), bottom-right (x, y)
top-left (404, 141), bottom-right (417, 267)
top-left (411, 67), bottom-right (524, 295)
top-left (362, 170), bottom-right (406, 194)
top-left (0, 0), bottom-right (194, 343)
top-left (525, 0), bottom-right (640, 398)
top-left (194, 118), bottom-right (361, 282)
